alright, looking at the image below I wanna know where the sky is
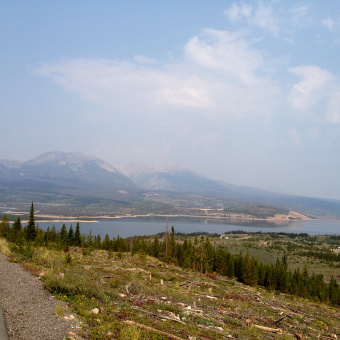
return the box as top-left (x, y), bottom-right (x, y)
top-left (1, 1), bottom-right (340, 200)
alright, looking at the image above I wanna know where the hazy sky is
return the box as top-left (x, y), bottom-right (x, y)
top-left (1, 1), bottom-right (340, 199)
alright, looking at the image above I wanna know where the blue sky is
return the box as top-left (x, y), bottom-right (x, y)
top-left (1, 1), bottom-right (340, 199)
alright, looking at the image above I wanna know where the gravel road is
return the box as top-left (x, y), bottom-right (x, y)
top-left (0, 253), bottom-right (82, 340)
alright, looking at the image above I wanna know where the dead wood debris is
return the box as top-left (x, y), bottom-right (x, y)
top-left (124, 320), bottom-right (186, 340)
top-left (253, 324), bottom-right (283, 334)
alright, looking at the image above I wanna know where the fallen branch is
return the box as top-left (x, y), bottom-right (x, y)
top-left (274, 316), bottom-right (286, 325)
top-left (124, 320), bottom-right (185, 340)
top-left (253, 324), bottom-right (282, 334)
top-left (132, 306), bottom-right (186, 324)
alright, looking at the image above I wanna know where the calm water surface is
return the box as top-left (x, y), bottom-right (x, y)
top-left (33, 217), bottom-right (340, 238)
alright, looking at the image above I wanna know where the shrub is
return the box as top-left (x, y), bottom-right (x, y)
top-left (43, 271), bottom-right (105, 300)
top-left (120, 323), bottom-right (141, 340)
top-left (0, 238), bottom-right (10, 256)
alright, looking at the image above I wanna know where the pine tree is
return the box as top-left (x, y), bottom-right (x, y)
top-left (0, 215), bottom-right (10, 238)
top-left (26, 201), bottom-right (36, 241)
top-left (102, 234), bottom-right (112, 250)
top-left (68, 224), bottom-right (75, 246)
top-left (49, 226), bottom-right (57, 243)
top-left (86, 230), bottom-right (94, 249)
top-left (169, 226), bottom-right (176, 259)
top-left (94, 234), bottom-right (101, 249)
top-left (59, 224), bottom-right (68, 247)
top-left (152, 234), bottom-right (160, 257)
top-left (74, 222), bottom-right (81, 246)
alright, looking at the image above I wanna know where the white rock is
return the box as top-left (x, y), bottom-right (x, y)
top-left (91, 308), bottom-right (99, 314)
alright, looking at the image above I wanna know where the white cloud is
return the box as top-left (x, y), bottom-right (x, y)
top-left (321, 17), bottom-right (334, 31)
top-left (225, 3), bottom-right (252, 23)
top-left (288, 65), bottom-right (340, 124)
top-left (37, 29), bottom-right (280, 121)
top-left (326, 92), bottom-right (340, 123)
top-left (290, 4), bottom-right (312, 28)
top-left (184, 29), bottom-right (264, 85)
top-left (37, 59), bottom-right (212, 110)
top-left (288, 65), bottom-right (333, 110)
top-left (133, 55), bottom-right (159, 65)
top-left (225, 2), bottom-right (278, 35)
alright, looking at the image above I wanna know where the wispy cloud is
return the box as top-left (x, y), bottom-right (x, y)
top-left (37, 29), bottom-right (280, 121)
top-left (290, 4), bottom-right (312, 28)
top-left (225, 2), bottom-right (279, 35)
top-left (321, 17), bottom-right (334, 32)
top-left (326, 91), bottom-right (340, 123)
top-left (288, 65), bottom-right (340, 123)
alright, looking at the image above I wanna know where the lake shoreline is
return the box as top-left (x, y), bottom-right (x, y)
top-left (27, 212), bottom-right (339, 224)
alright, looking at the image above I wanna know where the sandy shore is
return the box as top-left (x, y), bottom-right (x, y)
top-left (22, 210), bottom-right (315, 224)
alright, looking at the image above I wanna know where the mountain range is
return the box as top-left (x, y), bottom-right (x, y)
top-left (0, 151), bottom-right (339, 218)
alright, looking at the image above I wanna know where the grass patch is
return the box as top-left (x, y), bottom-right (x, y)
top-left (55, 302), bottom-right (65, 316)
top-left (0, 237), bottom-right (10, 256)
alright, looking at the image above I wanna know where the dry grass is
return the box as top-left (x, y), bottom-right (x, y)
top-left (0, 237), bottom-right (10, 256)
top-left (55, 302), bottom-right (65, 316)
top-left (119, 323), bottom-right (141, 340)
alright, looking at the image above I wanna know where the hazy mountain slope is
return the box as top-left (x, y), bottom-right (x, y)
top-left (118, 163), bottom-right (232, 196)
top-left (0, 152), bottom-right (142, 205)
top-left (120, 163), bottom-right (340, 218)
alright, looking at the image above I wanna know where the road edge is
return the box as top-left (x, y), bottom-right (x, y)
top-left (0, 304), bottom-right (9, 340)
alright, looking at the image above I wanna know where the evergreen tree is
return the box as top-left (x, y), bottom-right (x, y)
top-left (203, 236), bottom-right (214, 273)
top-left (86, 230), bottom-right (94, 249)
top-left (329, 276), bottom-right (340, 305)
top-left (94, 234), bottom-right (101, 249)
top-left (74, 222), bottom-right (81, 246)
top-left (12, 216), bottom-right (22, 235)
top-left (43, 226), bottom-right (49, 245)
top-left (102, 234), bottom-right (112, 250)
top-left (59, 224), bottom-right (68, 247)
top-left (0, 215), bottom-right (10, 238)
top-left (26, 201), bottom-right (36, 241)
top-left (49, 226), bottom-right (57, 243)
top-left (169, 226), bottom-right (176, 259)
top-left (152, 234), bottom-right (160, 257)
top-left (68, 224), bottom-right (75, 246)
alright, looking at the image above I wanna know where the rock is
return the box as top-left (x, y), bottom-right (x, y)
top-left (118, 293), bottom-right (126, 298)
top-left (91, 308), bottom-right (99, 314)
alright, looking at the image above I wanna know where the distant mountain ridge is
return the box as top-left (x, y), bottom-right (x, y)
top-left (1, 152), bottom-right (340, 218)
top-left (0, 152), bottom-right (141, 205)
top-left (119, 162), bottom-right (340, 218)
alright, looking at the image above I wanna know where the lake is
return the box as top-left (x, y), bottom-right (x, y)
top-left (31, 217), bottom-right (340, 238)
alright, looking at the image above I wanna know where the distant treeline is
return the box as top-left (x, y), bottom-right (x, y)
top-left (0, 209), bottom-right (339, 306)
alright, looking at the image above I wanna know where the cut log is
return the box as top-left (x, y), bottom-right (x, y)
top-left (124, 320), bottom-right (186, 340)
top-left (253, 324), bottom-right (282, 334)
